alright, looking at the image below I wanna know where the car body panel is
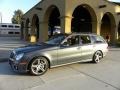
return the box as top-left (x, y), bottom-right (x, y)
top-left (9, 33), bottom-right (108, 73)
top-left (57, 45), bottom-right (82, 65)
top-left (80, 44), bottom-right (94, 60)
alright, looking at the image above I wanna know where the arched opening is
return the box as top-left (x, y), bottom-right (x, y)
top-left (32, 14), bottom-right (39, 41)
top-left (101, 13), bottom-right (116, 43)
top-left (21, 21), bottom-right (24, 39)
top-left (118, 22), bottom-right (120, 38)
top-left (44, 5), bottom-right (61, 38)
top-left (25, 19), bottom-right (31, 41)
top-left (71, 5), bottom-right (97, 33)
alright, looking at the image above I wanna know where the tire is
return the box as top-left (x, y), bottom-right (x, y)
top-left (92, 51), bottom-right (103, 63)
top-left (29, 57), bottom-right (49, 76)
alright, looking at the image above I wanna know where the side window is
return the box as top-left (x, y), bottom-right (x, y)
top-left (63, 35), bottom-right (79, 46)
top-left (92, 36), bottom-right (105, 44)
top-left (80, 35), bottom-right (91, 44)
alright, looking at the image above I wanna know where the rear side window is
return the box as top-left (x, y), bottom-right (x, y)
top-left (80, 35), bottom-right (91, 44)
top-left (91, 35), bottom-right (105, 44)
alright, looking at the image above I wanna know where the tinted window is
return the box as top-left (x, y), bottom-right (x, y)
top-left (80, 35), bottom-right (91, 44)
top-left (46, 34), bottom-right (67, 45)
top-left (63, 35), bottom-right (79, 46)
top-left (92, 35), bottom-right (105, 43)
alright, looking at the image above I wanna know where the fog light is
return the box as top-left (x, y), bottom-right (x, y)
top-left (14, 66), bottom-right (18, 70)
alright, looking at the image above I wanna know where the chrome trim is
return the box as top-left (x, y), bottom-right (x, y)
top-left (10, 58), bottom-right (15, 61)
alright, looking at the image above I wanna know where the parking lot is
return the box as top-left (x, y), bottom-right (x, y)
top-left (0, 37), bottom-right (120, 90)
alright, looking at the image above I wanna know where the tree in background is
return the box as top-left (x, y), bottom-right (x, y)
top-left (11, 9), bottom-right (24, 24)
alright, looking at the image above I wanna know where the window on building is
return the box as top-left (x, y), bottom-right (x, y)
top-left (8, 32), bottom-right (14, 34)
top-left (15, 26), bottom-right (20, 28)
top-left (8, 25), bottom-right (14, 28)
top-left (15, 32), bottom-right (20, 34)
top-left (1, 25), bottom-right (7, 27)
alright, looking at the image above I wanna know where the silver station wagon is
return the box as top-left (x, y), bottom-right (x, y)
top-left (9, 33), bottom-right (108, 76)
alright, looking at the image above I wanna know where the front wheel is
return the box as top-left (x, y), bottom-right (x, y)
top-left (92, 51), bottom-right (103, 63)
top-left (30, 57), bottom-right (49, 76)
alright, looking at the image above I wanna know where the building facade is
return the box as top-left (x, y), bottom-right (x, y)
top-left (21, 0), bottom-right (120, 44)
top-left (0, 23), bottom-right (20, 36)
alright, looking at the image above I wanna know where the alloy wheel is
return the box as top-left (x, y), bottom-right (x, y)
top-left (30, 57), bottom-right (48, 76)
top-left (93, 51), bottom-right (103, 63)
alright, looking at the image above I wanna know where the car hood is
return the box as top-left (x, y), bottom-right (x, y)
top-left (14, 43), bottom-right (57, 54)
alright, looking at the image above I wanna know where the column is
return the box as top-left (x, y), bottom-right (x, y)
top-left (92, 21), bottom-right (101, 35)
top-left (60, 16), bottom-right (72, 33)
top-left (111, 24), bottom-right (117, 44)
top-left (39, 21), bottom-right (48, 42)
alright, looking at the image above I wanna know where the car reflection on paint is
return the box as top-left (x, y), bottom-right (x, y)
top-left (9, 33), bottom-right (108, 76)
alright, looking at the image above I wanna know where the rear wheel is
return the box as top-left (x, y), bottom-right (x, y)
top-left (92, 51), bottom-right (103, 63)
top-left (30, 57), bottom-right (49, 76)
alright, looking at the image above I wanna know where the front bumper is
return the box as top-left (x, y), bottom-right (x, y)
top-left (9, 58), bottom-right (28, 73)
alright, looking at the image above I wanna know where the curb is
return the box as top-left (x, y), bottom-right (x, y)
top-left (0, 58), bottom-right (8, 63)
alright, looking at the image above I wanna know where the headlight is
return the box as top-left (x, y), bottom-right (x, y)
top-left (15, 53), bottom-right (24, 61)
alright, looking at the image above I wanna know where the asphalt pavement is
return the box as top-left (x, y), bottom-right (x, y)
top-left (0, 49), bottom-right (120, 90)
top-left (0, 36), bottom-right (120, 90)
top-left (0, 36), bottom-right (28, 62)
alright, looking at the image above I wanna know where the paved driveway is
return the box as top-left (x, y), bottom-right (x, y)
top-left (0, 36), bottom-right (27, 60)
top-left (0, 36), bottom-right (120, 90)
top-left (0, 48), bottom-right (120, 90)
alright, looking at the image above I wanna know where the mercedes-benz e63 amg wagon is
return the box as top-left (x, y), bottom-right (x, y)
top-left (9, 33), bottom-right (108, 76)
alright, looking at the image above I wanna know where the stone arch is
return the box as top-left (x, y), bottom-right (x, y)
top-left (43, 5), bottom-right (61, 37)
top-left (31, 14), bottom-right (39, 41)
top-left (25, 18), bottom-right (31, 41)
top-left (71, 4), bottom-right (97, 33)
top-left (100, 12), bottom-right (116, 43)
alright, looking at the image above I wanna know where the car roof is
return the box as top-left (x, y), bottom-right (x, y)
top-left (53, 33), bottom-right (99, 37)
top-left (69, 32), bottom-right (98, 36)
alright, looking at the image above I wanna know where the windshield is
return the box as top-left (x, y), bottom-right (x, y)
top-left (45, 34), bottom-right (67, 45)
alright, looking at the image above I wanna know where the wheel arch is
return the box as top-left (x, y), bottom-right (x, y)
top-left (94, 50), bottom-right (103, 57)
top-left (27, 55), bottom-right (51, 71)
top-left (93, 50), bottom-right (103, 59)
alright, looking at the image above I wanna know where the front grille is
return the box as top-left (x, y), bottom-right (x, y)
top-left (10, 52), bottom-right (14, 58)
top-left (10, 51), bottom-right (16, 61)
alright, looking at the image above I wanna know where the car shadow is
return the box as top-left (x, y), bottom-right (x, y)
top-left (78, 61), bottom-right (93, 64)
top-left (0, 62), bottom-right (30, 76)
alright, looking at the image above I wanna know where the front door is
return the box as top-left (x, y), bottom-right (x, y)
top-left (57, 35), bottom-right (82, 65)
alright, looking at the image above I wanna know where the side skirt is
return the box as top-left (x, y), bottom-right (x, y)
top-left (51, 59), bottom-right (92, 68)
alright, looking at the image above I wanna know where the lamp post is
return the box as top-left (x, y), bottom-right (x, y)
top-left (0, 12), bottom-right (2, 25)
top-left (0, 12), bottom-right (2, 24)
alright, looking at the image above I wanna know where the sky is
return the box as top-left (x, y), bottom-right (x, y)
top-left (0, 0), bottom-right (40, 23)
top-left (0, 0), bottom-right (120, 23)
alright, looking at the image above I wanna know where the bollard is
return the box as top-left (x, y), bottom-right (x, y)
top-left (30, 35), bottom-right (36, 43)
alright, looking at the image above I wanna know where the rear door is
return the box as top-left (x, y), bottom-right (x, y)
top-left (80, 35), bottom-right (94, 60)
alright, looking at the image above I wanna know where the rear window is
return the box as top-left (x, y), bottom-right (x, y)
top-left (91, 35), bottom-right (105, 43)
